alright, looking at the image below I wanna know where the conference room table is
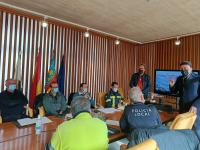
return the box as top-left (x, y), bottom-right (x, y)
top-left (0, 110), bottom-right (178, 150)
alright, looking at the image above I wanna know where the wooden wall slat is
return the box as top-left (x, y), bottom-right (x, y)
top-left (1, 7), bottom-right (200, 102)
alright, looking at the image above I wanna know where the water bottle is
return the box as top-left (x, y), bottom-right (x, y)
top-left (35, 115), bottom-right (42, 135)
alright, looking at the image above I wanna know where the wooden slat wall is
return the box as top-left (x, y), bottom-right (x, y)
top-left (0, 10), bottom-right (109, 99)
top-left (107, 40), bottom-right (136, 96)
top-left (0, 8), bottom-right (137, 100)
top-left (136, 35), bottom-right (200, 90)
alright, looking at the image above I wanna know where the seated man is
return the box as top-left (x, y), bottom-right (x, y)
top-left (104, 82), bottom-right (122, 108)
top-left (0, 79), bottom-right (28, 122)
top-left (48, 96), bottom-right (108, 150)
top-left (43, 82), bottom-right (67, 116)
top-left (73, 82), bottom-right (95, 107)
top-left (120, 87), bottom-right (163, 133)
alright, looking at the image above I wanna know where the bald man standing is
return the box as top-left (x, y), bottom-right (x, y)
top-left (0, 79), bottom-right (28, 122)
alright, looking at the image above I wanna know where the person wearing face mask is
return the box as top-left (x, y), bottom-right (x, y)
top-left (129, 64), bottom-right (151, 99)
top-left (169, 61), bottom-right (200, 138)
top-left (73, 83), bottom-right (95, 108)
top-left (43, 82), bottom-right (67, 116)
top-left (0, 79), bottom-right (28, 122)
top-left (104, 82), bottom-right (122, 108)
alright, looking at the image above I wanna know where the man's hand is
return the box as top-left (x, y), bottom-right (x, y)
top-left (189, 106), bottom-right (197, 114)
top-left (169, 80), bottom-right (175, 87)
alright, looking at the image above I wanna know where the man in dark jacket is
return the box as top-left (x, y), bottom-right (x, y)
top-left (169, 61), bottom-right (200, 138)
top-left (129, 64), bottom-right (151, 99)
top-left (120, 87), bottom-right (162, 133)
top-left (0, 79), bottom-right (28, 122)
top-left (104, 82), bottom-right (122, 108)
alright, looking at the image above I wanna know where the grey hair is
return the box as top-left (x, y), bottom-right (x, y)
top-left (128, 87), bottom-right (143, 103)
top-left (71, 96), bottom-right (91, 116)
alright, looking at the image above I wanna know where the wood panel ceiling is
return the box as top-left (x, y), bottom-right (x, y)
top-left (1, 0), bottom-right (200, 43)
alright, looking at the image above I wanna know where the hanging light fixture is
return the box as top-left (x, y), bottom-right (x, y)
top-left (84, 29), bottom-right (90, 38)
top-left (115, 39), bottom-right (120, 45)
top-left (41, 16), bottom-right (48, 28)
top-left (175, 37), bottom-right (181, 46)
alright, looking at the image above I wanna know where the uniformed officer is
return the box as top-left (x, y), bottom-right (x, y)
top-left (120, 87), bottom-right (162, 133)
top-left (104, 82), bottom-right (122, 108)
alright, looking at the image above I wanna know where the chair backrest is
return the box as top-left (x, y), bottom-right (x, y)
top-left (118, 87), bottom-right (124, 98)
top-left (0, 115), bottom-right (2, 124)
top-left (127, 139), bottom-right (159, 150)
top-left (97, 92), bottom-right (106, 107)
top-left (170, 112), bottom-right (197, 130)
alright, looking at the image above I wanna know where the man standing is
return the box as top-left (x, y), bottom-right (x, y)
top-left (43, 82), bottom-right (67, 116)
top-left (73, 83), bottom-right (95, 107)
top-left (129, 64), bottom-right (151, 99)
top-left (0, 79), bottom-right (28, 122)
top-left (104, 82), bottom-right (122, 108)
top-left (48, 96), bottom-right (108, 150)
top-left (169, 61), bottom-right (200, 137)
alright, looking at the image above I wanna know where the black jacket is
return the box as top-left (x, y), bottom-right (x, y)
top-left (129, 73), bottom-right (151, 99)
top-left (0, 90), bottom-right (28, 122)
top-left (170, 73), bottom-right (200, 112)
top-left (120, 103), bottom-right (162, 133)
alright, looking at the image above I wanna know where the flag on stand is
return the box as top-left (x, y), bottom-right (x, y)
top-left (57, 55), bottom-right (65, 95)
top-left (45, 51), bottom-right (57, 93)
top-left (29, 51), bottom-right (42, 108)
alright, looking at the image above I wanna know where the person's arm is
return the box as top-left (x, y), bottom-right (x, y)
top-left (152, 106), bottom-right (162, 126)
top-left (104, 93), bottom-right (112, 108)
top-left (119, 107), bottom-right (129, 133)
top-left (60, 95), bottom-right (67, 112)
top-left (169, 77), bottom-right (181, 94)
top-left (129, 74), bottom-right (136, 88)
top-left (142, 75), bottom-right (151, 94)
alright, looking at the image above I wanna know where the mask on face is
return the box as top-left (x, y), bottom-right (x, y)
top-left (139, 69), bottom-right (144, 75)
top-left (8, 84), bottom-right (16, 92)
top-left (52, 88), bottom-right (59, 93)
top-left (181, 70), bottom-right (190, 77)
top-left (83, 88), bottom-right (88, 93)
top-left (112, 88), bottom-right (118, 92)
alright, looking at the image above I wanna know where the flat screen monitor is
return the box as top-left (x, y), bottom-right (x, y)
top-left (154, 69), bottom-right (200, 95)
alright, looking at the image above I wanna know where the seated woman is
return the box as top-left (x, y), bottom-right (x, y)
top-left (120, 87), bottom-right (164, 133)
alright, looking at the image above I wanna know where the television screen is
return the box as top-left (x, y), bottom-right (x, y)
top-left (154, 69), bottom-right (200, 95)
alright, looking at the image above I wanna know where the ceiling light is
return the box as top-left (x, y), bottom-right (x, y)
top-left (41, 17), bottom-right (48, 28)
top-left (115, 39), bottom-right (120, 45)
top-left (84, 29), bottom-right (90, 38)
top-left (175, 37), bottom-right (181, 46)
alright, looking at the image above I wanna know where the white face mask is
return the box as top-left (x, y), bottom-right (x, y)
top-left (83, 88), bottom-right (88, 93)
top-left (112, 88), bottom-right (118, 92)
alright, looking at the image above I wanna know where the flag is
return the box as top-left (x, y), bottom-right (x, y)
top-left (14, 51), bottom-right (22, 90)
top-left (57, 55), bottom-right (65, 95)
top-left (45, 52), bottom-right (57, 93)
top-left (29, 51), bottom-right (42, 108)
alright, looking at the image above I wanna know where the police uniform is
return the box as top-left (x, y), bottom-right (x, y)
top-left (104, 90), bottom-right (122, 108)
top-left (120, 102), bottom-right (162, 133)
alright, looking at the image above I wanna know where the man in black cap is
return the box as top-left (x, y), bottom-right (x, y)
top-left (169, 61), bottom-right (200, 138)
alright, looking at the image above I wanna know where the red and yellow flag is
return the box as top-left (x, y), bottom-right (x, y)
top-left (29, 51), bottom-right (42, 108)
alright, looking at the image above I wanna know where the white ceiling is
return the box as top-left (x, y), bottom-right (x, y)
top-left (1, 0), bottom-right (200, 43)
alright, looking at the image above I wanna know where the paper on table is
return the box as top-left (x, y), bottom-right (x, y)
top-left (17, 118), bottom-right (35, 126)
top-left (17, 117), bottom-right (52, 126)
top-left (106, 120), bottom-right (119, 126)
top-left (32, 117), bottom-right (52, 125)
top-left (98, 108), bottom-right (120, 114)
top-left (65, 113), bottom-right (73, 118)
